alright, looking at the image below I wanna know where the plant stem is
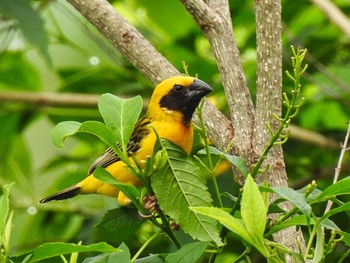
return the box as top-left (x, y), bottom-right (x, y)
top-left (157, 208), bottom-right (182, 249)
top-left (233, 247), bottom-right (251, 263)
top-left (197, 100), bottom-right (223, 207)
top-left (131, 230), bottom-right (160, 262)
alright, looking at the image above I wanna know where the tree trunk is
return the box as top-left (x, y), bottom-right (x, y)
top-left (254, 0), bottom-right (306, 261)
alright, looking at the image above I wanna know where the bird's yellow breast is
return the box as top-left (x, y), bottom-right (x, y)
top-left (77, 118), bottom-right (193, 205)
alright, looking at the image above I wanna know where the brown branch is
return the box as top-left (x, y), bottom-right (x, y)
top-left (289, 124), bottom-right (339, 149)
top-left (309, 0), bottom-right (350, 38)
top-left (324, 121), bottom-right (350, 213)
top-left (0, 90), bottom-right (100, 108)
top-left (1, 89), bottom-right (338, 150)
top-left (63, 0), bottom-right (233, 150)
top-left (255, 0), bottom-right (307, 260)
top-left (179, 0), bottom-right (255, 162)
top-left (66, 0), bottom-right (178, 84)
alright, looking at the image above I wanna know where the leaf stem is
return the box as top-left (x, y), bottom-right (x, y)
top-left (197, 100), bottom-right (223, 207)
top-left (233, 247), bottom-right (251, 263)
top-left (130, 230), bottom-right (160, 262)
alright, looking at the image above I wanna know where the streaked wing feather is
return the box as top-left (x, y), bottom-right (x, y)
top-left (88, 116), bottom-right (151, 174)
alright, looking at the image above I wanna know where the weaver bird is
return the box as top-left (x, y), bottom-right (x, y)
top-left (40, 76), bottom-right (212, 205)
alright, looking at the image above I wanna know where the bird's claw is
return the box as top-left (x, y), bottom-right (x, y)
top-left (138, 195), bottom-right (158, 219)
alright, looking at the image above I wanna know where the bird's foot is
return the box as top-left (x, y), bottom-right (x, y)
top-left (138, 194), bottom-right (158, 218)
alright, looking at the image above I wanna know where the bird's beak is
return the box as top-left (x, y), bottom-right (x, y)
top-left (188, 79), bottom-right (213, 100)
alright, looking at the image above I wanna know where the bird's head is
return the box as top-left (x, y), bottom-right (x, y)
top-left (147, 76), bottom-right (213, 125)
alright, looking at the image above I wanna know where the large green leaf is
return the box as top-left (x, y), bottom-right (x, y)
top-left (95, 207), bottom-right (141, 232)
top-left (152, 139), bottom-right (223, 246)
top-left (165, 241), bottom-right (209, 263)
top-left (27, 242), bottom-right (120, 262)
top-left (82, 243), bottom-right (130, 263)
top-left (269, 186), bottom-right (311, 219)
top-left (98, 94), bottom-right (142, 152)
top-left (50, 120), bottom-right (126, 164)
top-left (191, 207), bottom-right (270, 258)
top-left (241, 175), bottom-right (267, 246)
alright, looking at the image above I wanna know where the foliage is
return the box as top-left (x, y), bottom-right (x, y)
top-left (2, 48), bottom-right (350, 261)
top-left (0, 0), bottom-right (350, 262)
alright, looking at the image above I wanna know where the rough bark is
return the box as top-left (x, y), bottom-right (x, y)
top-left (254, 0), bottom-right (306, 260)
top-left (180, 0), bottom-right (256, 169)
top-left (66, 0), bottom-right (233, 151)
top-left (65, 0), bottom-right (306, 259)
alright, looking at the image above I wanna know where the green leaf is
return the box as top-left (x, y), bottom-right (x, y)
top-left (93, 167), bottom-right (140, 205)
top-left (313, 226), bottom-right (324, 263)
top-left (0, 0), bottom-right (51, 64)
top-left (28, 242), bottom-right (120, 262)
top-left (152, 139), bottom-right (223, 246)
top-left (318, 202), bottom-right (350, 226)
top-left (314, 176), bottom-right (350, 202)
top-left (51, 121), bottom-right (115, 148)
top-left (0, 183), bottom-right (13, 238)
top-left (339, 231), bottom-right (350, 247)
top-left (50, 120), bottom-right (128, 164)
top-left (241, 175), bottom-right (267, 243)
top-left (95, 207), bottom-right (142, 232)
top-left (270, 186), bottom-right (311, 219)
top-left (98, 94), bottom-right (142, 152)
top-left (165, 241), bottom-right (208, 263)
top-left (197, 146), bottom-right (249, 177)
top-left (50, 121), bottom-right (82, 147)
top-left (191, 207), bottom-right (270, 257)
top-left (82, 253), bottom-right (123, 263)
top-left (83, 243), bottom-right (130, 263)
top-left (266, 215), bottom-right (339, 236)
top-left (135, 254), bottom-right (164, 263)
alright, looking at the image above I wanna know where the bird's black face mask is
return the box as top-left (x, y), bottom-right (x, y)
top-left (159, 79), bottom-right (213, 125)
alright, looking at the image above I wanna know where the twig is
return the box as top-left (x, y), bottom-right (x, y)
top-left (0, 90), bottom-right (99, 108)
top-left (0, 90), bottom-right (149, 109)
top-left (289, 124), bottom-right (339, 149)
top-left (324, 121), bottom-right (350, 213)
top-left (309, 0), bottom-right (350, 38)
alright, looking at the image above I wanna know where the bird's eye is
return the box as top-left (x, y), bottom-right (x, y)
top-left (173, 85), bottom-right (184, 93)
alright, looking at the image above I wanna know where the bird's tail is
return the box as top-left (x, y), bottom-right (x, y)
top-left (39, 185), bottom-right (80, 203)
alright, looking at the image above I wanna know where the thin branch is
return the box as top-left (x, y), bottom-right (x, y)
top-left (309, 0), bottom-right (350, 38)
top-left (1, 90), bottom-right (338, 150)
top-left (0, 90), bottom-right (100, 108)
top-left (324, 121), bottom-right (350, 213)
top-left (288, 124), bottom-right (339, 149)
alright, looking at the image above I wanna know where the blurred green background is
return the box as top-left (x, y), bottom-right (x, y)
top-left (0, 0), bottom-right (349, 261)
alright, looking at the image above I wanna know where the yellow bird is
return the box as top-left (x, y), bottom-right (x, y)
top-left (40, 76), bottom-right (212, 205)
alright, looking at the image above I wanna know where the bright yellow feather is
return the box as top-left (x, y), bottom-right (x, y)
top-left (40, 76), bottom-right (212, 206)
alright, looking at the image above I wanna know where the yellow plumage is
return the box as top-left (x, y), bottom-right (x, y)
top-left (40, 76), bottom-right (212, 205)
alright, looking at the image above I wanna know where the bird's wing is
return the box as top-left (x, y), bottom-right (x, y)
top-left (88, 116), bottom-right (151, 174)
